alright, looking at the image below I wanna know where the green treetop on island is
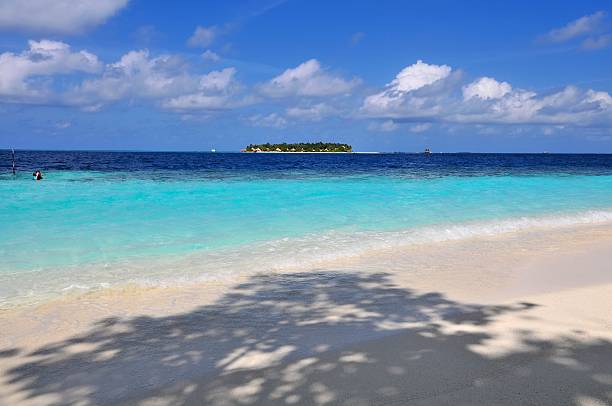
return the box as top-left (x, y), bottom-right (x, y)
top-left (244, 142), bottom-right (352, 152)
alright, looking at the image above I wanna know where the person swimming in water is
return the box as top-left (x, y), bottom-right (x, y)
top-left (33, 170), bottom-right (43, 180)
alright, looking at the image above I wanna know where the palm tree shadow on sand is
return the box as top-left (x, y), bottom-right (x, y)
top-left (2, 271), bottom-right (612, 405)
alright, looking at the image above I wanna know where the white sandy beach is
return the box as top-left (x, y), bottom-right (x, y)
top-left (0, 224), bottom-right (611, 405)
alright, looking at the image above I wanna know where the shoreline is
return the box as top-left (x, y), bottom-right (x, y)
top-left (1, 224), bottom-right (612, 404)
top-left (2, 222), bottom-right (612, 317)
top-left (3, 208), bottom-right (612, 310)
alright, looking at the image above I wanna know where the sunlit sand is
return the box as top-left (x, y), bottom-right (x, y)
top-left (1, 224), bottom-right (611, 405)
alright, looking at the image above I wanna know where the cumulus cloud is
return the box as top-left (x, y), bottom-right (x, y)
top-left (362, 60), bottom-right (454, 115)
top-left (249, 113), bottom-right (288, 128)
top-left (188, 25), bottom-right (218, 47)
top-left (163, 94), bottom-right (238, 111)
top-left (162, 67), bottom-right (240, 110)
top-left (285, 102), bottom-right (335, 121)
top-left (201, 50), bottom-right (221, 62)
top-left (463, 77), bottom-right (511, 100)
top-left (65, 50), bottom-right (196, 108)
top-left (368, 120), bottom-right (398, 132)
top-left (409, 123), bottom-right (432, 133)
top-left (260, 59), bottom-right (359, 97)
top-left (63, 49), bottom-right (248, 112)
top-left (162, 68), bottom-right (252, 111)
top-left (581, 34), bottom-right (612, 50)
top-left (0, 40), bottom-right (101, 102)
top-left (0, 39), bottom-right (253, 112)
top-left (198, 67), bottom-right (236, 91)
top-left (584, 89), bottom-right (612, 107)
top-left (361, 60), bottom-right (612, 127)
top-left (4, 38), bottom-right (611, 131)
top-left (0, 0), bottom-right (128, 34)
top-left (467, 85), bottom-right (612, 125)
top-left (539, 11), bottom-right (607, 43)
top-left (390, 60), bottom-right (451, 93)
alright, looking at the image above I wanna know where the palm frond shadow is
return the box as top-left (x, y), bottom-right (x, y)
top-left (4, 271), bottom-right (611, 405)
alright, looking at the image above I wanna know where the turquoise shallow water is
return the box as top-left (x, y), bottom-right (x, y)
top-left (1, 152), bottom-right (612, 305)
top-left (2, 171), bottom-right (612, 272)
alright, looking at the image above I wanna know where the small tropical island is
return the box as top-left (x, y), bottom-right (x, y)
top-left (243, 142), bottom-right (352, 153)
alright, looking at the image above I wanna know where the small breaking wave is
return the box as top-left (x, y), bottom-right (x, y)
top-left (216, 209), bottom-right (612, 272)
top-left (2, 209), bottom-right (612, 308)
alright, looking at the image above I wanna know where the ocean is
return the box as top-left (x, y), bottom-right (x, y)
top-left (1, 151), bottom-right (612, 306)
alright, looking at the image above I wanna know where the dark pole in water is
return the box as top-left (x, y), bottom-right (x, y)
top-left (11, 148), bottom-right (15, 175)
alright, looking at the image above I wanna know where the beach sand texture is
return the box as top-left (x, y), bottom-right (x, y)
top-left (0, 225), bottom-right (611, 405)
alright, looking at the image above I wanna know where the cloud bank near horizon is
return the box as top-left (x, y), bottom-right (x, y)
top-left (1, 39), bottom-right (611, 133)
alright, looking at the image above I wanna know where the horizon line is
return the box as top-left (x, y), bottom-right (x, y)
top-left (2, 148), bottom-right (612, 155)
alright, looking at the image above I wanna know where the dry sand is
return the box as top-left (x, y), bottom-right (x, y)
top-left (0, 225), bottom-right (611, 405)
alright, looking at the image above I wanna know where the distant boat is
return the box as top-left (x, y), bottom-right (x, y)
top-left (424, 148), bottom-right (431, 154)
top-left (211, 149), bottom-right (216, 153)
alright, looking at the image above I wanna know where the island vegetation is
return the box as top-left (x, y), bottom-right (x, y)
top-left (243, 142), bottom-right (352, 153)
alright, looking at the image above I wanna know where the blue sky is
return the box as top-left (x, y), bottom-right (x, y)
top-left (1, 0), bottom-right (612, 152)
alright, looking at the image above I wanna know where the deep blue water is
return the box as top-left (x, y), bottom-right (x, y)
top-left (2, 150), bottom-right (612, 178)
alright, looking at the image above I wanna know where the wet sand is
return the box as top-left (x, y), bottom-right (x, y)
top-left (1, 225), bottom-right (611, 405)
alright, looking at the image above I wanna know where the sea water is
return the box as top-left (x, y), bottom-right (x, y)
top-left (1, 151), bottom-right (612, 306)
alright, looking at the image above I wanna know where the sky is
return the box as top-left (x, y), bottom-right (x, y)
top-left (1, 0), bottom-right (612, 152)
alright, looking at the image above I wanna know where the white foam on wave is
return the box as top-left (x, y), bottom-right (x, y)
top-left (205, 209), bottom-right (612, 273)
top-left (2, 209), bottom-right (612, 307)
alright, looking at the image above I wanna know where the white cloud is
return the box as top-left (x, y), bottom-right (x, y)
top-left (585, 89), bottom-right (612, 107)
top-left (540, 11), bottom-right (607, 43)
top-left (162, 68), bottom-right (250, 111)
top-left (581, 34), bottom-right (612, 50)
top-left (391, 60), bottom-right (451, 92)
top-left (163, 94), bottom-right (236, 110)
top-left (409, 123), bottom-right (432, 133)
top-left (362, 60), bottom-right (453, 115)
top-left (0, 0), bottom-right (128, 34)
top-left (368, 120), bottom-right (432, 133)
top-left (463, 77), bottom-right (511, 100)
top-left (81, 103), bottom-right (103, 113)
top-left (4, 38), bottom-right (611, 132)
top-left (249, 113), bottom-right (288, 128)
top-left (286, 102), bottom-right (334, 121)
top-left (368, 120), bottom-right (398, 132)
top-left (0, 40), bottom-right (252, 112)
top-left (188, 25), bottom-right (218, 47)
top-left (198, 67), bottom-right (236, 91)
top-left (66, 51), bottom-right (249, 112)
top-left (486, 89), bottom-right (539, 123)
top-left (361, 60), bottom-right (612, 127)
top-left (202, 50), bottom-right (221, 62)
top-left (0, 40), bottom-right (101, 102)
top-left (65, 50), bottom-right (196, 108)
top-left (470, 85), bottom-right (612, 125)
top-left (261, 59), bottom-right (359, 97)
